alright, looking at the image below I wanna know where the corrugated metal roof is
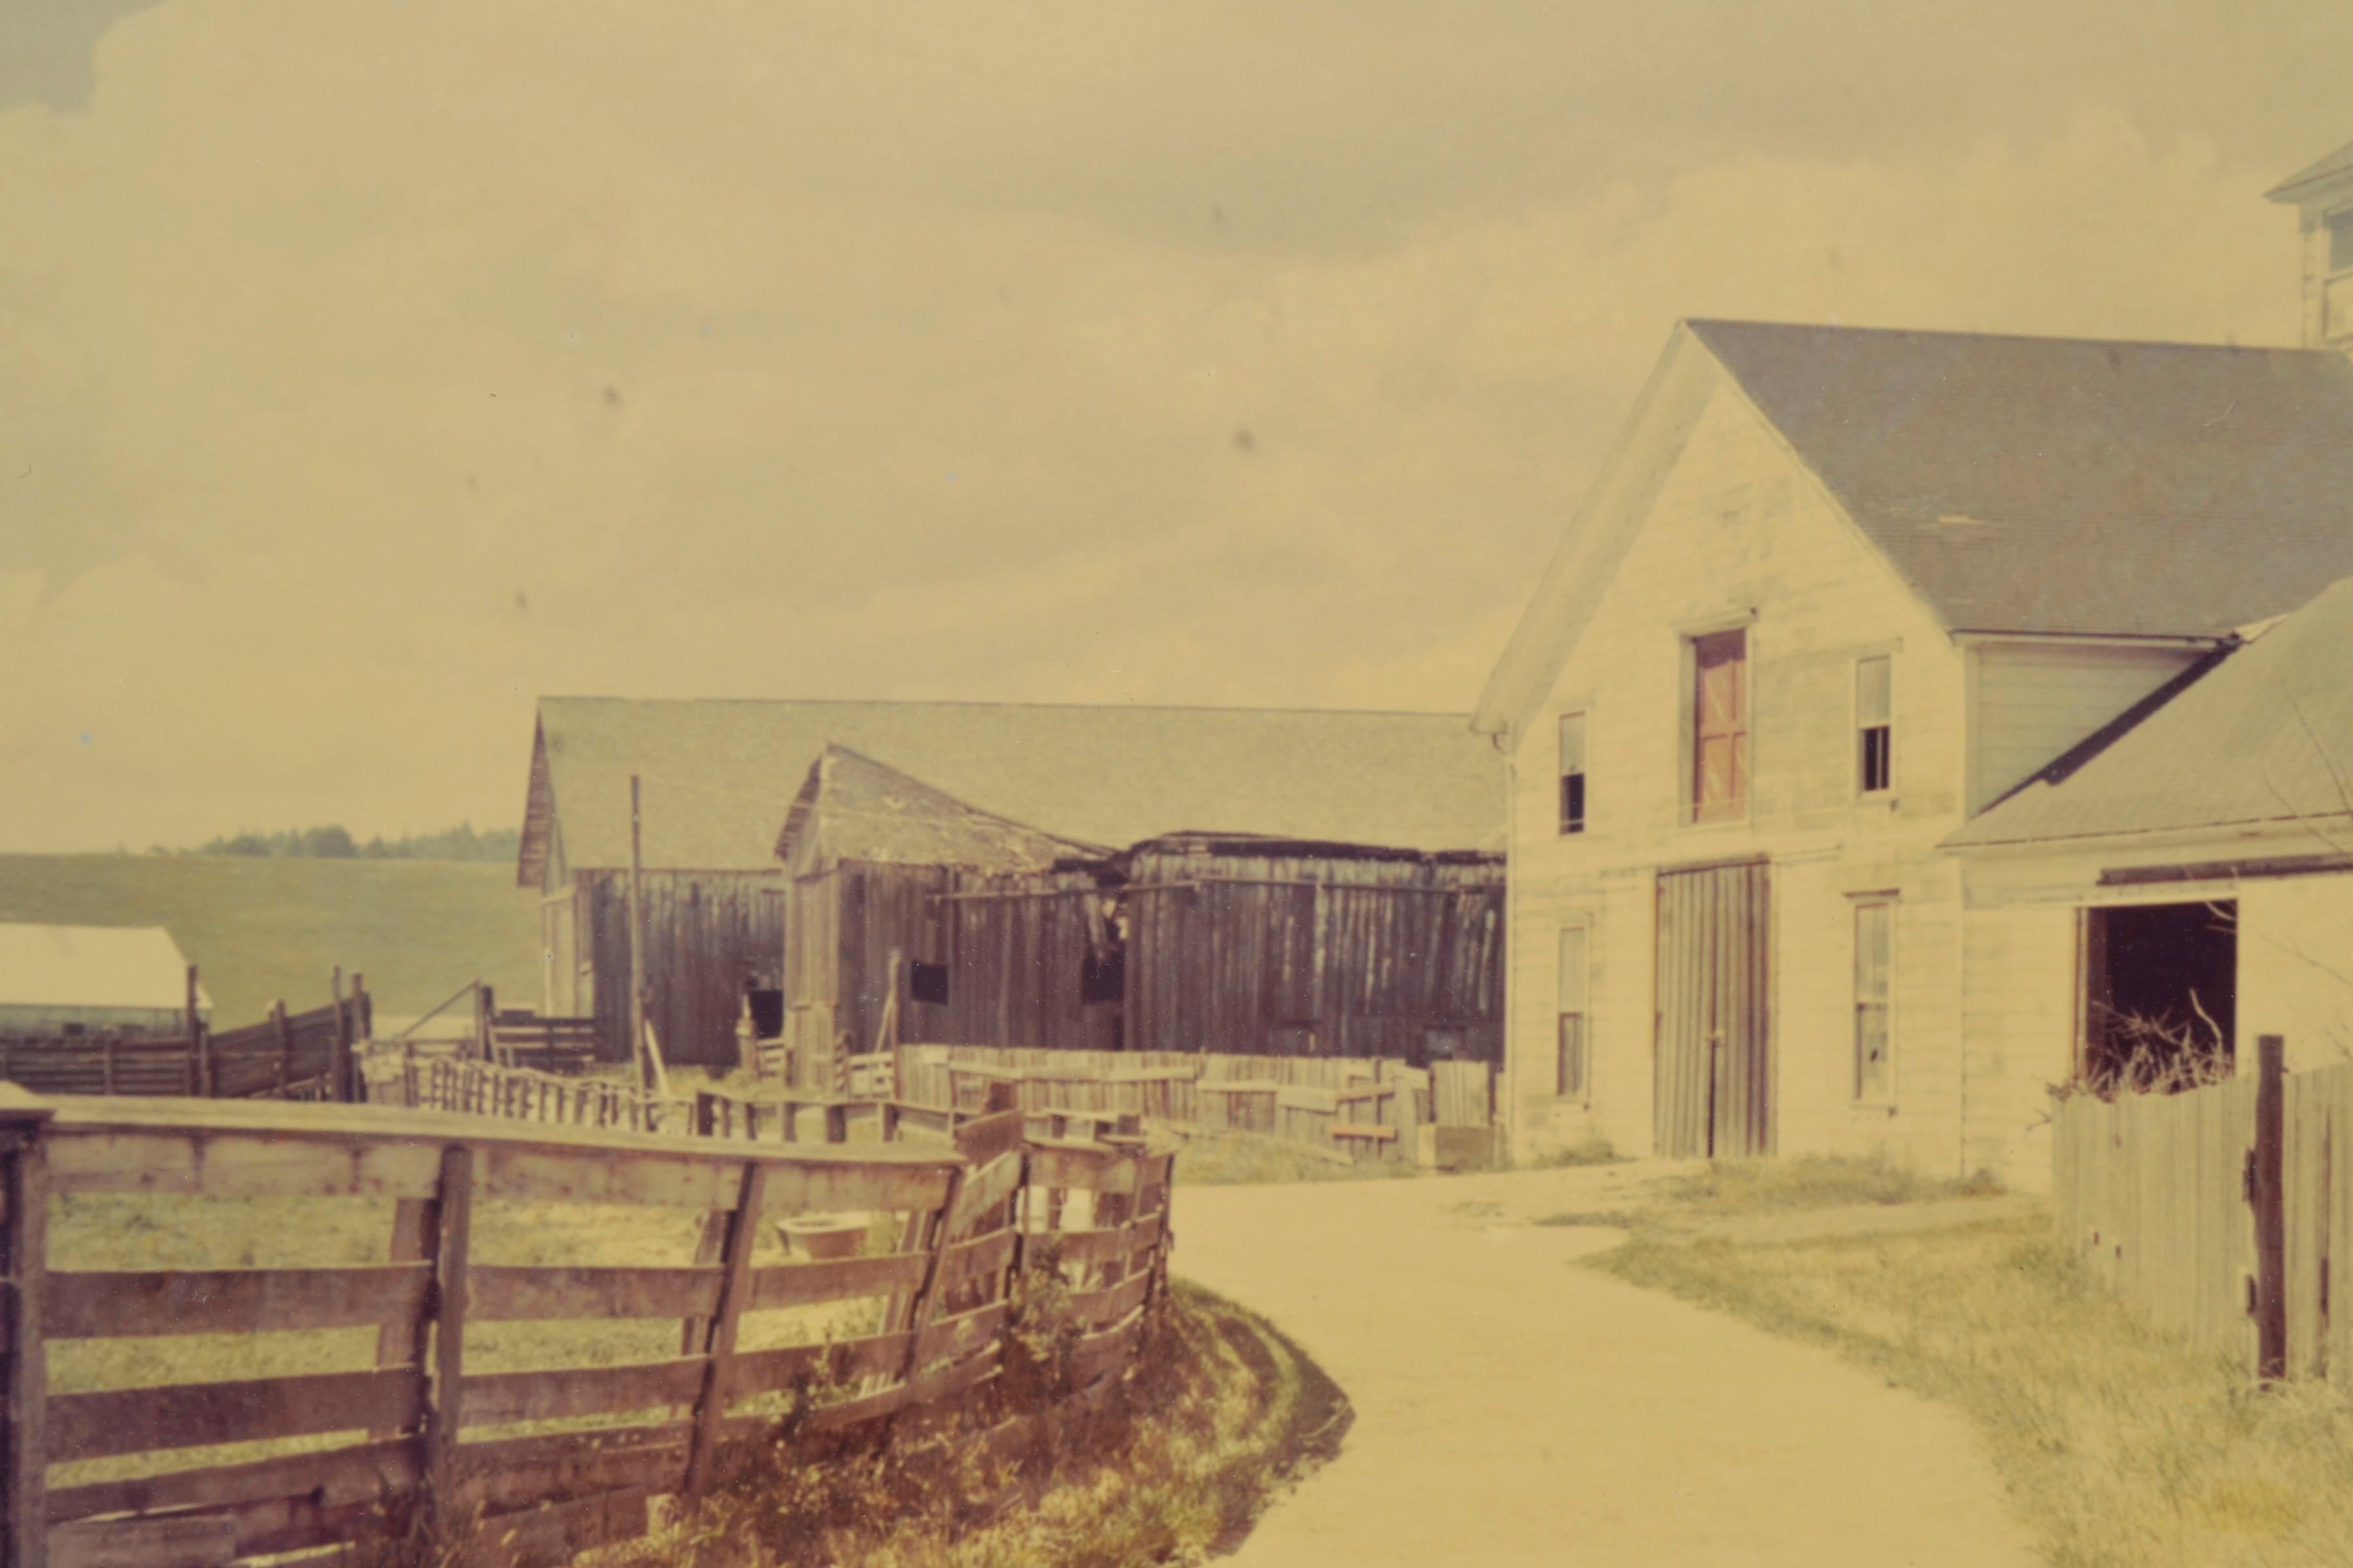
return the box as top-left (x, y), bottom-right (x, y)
top-left (2268, 137), bottom-right (2353, 202)
top-left (1948, 577), bottom-right (2353, 849)
top-left (0, 924), bottom-right (209, 1012)
top-left (1689, 319), bottom-right (2353, 638)
top-left (777, 746), bottom-right (1109, 870)
top-left (523, 698), bottom-right (1503, 880)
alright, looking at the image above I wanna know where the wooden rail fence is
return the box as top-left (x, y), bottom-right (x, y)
top-left (2053, 1033), bottom-right (2335, 1382)
top-left (0, 1084), bottom-right (1175, 1568)
top-left (881, 1045), bottom-right (1498, 1166)
top-left (1, 984), bottom-right (370, 1104)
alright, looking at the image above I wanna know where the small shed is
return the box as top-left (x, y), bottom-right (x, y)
top-left (775, 747), bottom-right (1113, 1069)
top-left (0, 924), bottom-right (210, 1039)
top-left (775, 749), bottom-right (1507, 1070)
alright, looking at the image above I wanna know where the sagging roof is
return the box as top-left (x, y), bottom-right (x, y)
top-left (520, 697), bottom-right (1503, 883)
top-left (0, 924), bottom-right (211, 1014)
top-left (777, 746), bottom-right (1109, 872)
top-left (1948, 577), bottom-right (2353, 850)
top-left (1688, 319), bottom-right (2353, 640)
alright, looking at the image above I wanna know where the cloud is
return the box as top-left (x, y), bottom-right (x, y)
top-left (0, 0), bottom-right (2328, 848)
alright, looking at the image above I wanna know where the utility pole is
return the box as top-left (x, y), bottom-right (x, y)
top-left (629, 775), bottom-right (650, 1092)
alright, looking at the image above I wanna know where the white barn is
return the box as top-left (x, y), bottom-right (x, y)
top-left (1476, 139), bottom-right (2353, 1183)
top-left (0, 923), bottom-right (210, 1039)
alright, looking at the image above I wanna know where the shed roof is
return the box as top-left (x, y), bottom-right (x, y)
top-left (1947, 577), bottom-right (2353, 850)
top-left (1688, 319), bottom-right (2353, 639)
top-left (0, 924), bottom-right (210, 1013)
top-left (520, 698), bottom-right (1503, 882)
top-left (777, 746), bottom-right (1109, 872)
top-left (2268, 137), bottom-right (2353, 203)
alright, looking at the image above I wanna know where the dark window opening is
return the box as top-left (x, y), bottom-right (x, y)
top-left (1081, 945), bottom-right (1125, 1005)
top-left (1556, 926), bottom-right (1588, 1098)
top-left (2082, 900), bottom-right (2237, 1095)
top-left (62, 1022), bottom-right (85, 1038)
top-left (742, 986), bottom-right (784, 1040)
top-left (908, 960), bottom-right (950, 1007)
top-left (1857, 655), bottom-right (1893, 794)
top-left (1559, 712), bottom-right (1588, 835)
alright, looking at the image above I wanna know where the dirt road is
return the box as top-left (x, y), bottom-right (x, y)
top-left (1174, 1165), bottom-right (2041, 1568)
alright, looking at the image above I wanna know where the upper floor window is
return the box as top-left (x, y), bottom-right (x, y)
top-left (2330, 209), bottom-right (2353, 274)
top-left (1558, 712), bottom-right (1587, 835)
top-left (1692, 629), bottom-right (1748, 823)
top-left (1856, 655), bottom-right (1893, 795)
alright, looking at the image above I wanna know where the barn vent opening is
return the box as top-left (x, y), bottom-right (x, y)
top-left (1080, 945), bottom-right (1124, 1005)
top-left (908, 960), bottom-right (950, 1007)
top-left (2083, 900), bottom-right (2236, 1094)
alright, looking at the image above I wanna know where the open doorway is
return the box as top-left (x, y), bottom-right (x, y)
top-left (2082, 900), bottom-right (2237, 1093)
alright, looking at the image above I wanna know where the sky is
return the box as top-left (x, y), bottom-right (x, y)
top-left (6, 0), bottom-right (2353, 851)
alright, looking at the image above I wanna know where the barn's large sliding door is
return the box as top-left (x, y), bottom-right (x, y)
top-left (1654, 861), bottom-right (1773, 1158)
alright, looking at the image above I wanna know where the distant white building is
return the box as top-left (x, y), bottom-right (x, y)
top-left (0, 923), bottom-right (211, 1038)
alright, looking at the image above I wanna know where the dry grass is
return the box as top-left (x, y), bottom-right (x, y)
top-left (1167, 1131), bottom-right (1420, 1187)
top-left (1596, 1213), bottom-right (2353, 1567)
top-left (612, 1281), bottom-right (1347, 1568)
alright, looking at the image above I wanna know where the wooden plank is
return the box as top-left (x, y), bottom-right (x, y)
top-left (44, 1438), bottom-right (419, 1525)
top-left (727, 1331), bottom-right (912, 1398)
top-left (747, 1252), bottom-right (929, 1311)
top-left (1329, 1122), bottom-right (1400, 1143)
top-left (938, 1230), bottom-right (1017, 1292)
top-left (49, 1516), bottom-right (235, 1568)
top-left (916, 1301), bottom-right (1009, 1367)
top-left (1274, 1086), bottom-right (1340, 1114)
top-left (425, 1145), bottom-right (474, 1528)
top-left (448, 1423), bottom-right (687, 1516)
top-left (950, 1151), bottom-right (1026, 1235)
top-left (472, 1265), bottom-right (724, 1324)
top-left (5, 1108), bottom-right (53, 1568)
top-left (46, 1367), bottom-right (427, 1462)
top-left (1067, 1270), bottom-right (1153, 1329)
top-left (1053, 1213), bottom-right (1164, 1267)
top-left (1027, 1142), bottom-right (1141, 1194)
top-left (1197, 1080), bottom-right (1284, 1095)
top-left (460, 1358), bottom-right (709, 1428)
top-left (950, 1109), bottom-right (1027, 1165)
top-left (684, 1162), bottom-right (766, 1498)
top-left (44, 1265), bottom-right (432, 1339)
top-left (452, 1489), bottom-right (649, 1568)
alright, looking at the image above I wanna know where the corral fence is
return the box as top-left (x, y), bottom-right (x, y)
top-left (877, 1044), bottom-right (1499, 1167)
top-left (2053, 1033), bottom-right (2328, 1381)
top-left (0, 977), bottom-right (371, 1104)
top-left (0, 1083), bottom-right (1175, 1568)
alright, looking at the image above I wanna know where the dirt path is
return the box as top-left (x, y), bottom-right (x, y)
top-left (1174, 1166), bottom-right (2041, 1568)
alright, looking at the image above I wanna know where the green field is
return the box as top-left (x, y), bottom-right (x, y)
top-left (0, 854), bottom-right (541, 1028)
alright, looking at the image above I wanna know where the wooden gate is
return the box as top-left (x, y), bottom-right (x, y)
top-left (1654, 860), bottom-right (1772, 1159)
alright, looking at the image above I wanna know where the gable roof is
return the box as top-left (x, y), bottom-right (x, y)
top-left (2268, 137), bottom-right (2353, 204)
top-left (1478, 318), bottom-right (2353, 736)
top-left (0, 924), bottom-right (210, 1014)
top-left (1947, 577), bottom-right (2353, 850)
top-left (1689, 320), bottom-right (2353, 640)
top-left (777, 746), bottom-right (1108, 872)
top-left (520, 697), bottom-right (1503, 883)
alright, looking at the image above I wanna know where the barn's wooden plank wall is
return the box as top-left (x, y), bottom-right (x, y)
top-left (0, 1087), bottom-right (1175, 1568)
top-left (582, 870), bottom-right (783, 1070)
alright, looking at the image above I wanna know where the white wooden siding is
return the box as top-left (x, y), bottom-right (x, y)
top-left (1968, 641), bottom-right (2204, 813)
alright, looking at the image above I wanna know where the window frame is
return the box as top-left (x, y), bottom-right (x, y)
top-left (1851, 896), bottom-right (1896, 1102)
top-left (1557, 711), bottom-right (1589, 836)
top-left (1688, 627), bottom-right (1750, 825)
top-left (1555, 925), bottom-right (1591, 1101)
top-left (1855, 653), bottom-right (1894, 798)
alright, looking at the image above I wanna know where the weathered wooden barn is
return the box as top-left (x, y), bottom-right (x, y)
top-left (0, 923), bottom-right (209, 1039)
top-left (773, 746), bottom-right (1505, 1069)
top-left (518, 696), bottom-right (1501, 1067)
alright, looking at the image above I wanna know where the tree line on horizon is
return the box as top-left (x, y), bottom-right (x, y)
top-left (153, 823), bottom-right (522, 863)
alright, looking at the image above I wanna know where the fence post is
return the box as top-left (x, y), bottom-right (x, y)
top-left (272, 1001), bottom-right (292, 1097)
top-left (423, 1146), bottom-right (475, 1534)
top-left (3, 1087), bottom-right (55, 1568)
top-left (683, 1162), bottom-right (768, 1499)
top-left (185, 964), bottom-right (205, 1097)
top-left (2255, 1032), bottom-right (2288, 1384)
top-left (349, 973), bottom-right (371, 1103)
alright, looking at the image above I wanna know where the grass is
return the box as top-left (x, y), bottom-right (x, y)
top-left (1592, 1202), bottom-right (2353, 1567)
top-left (1167, 1131), bottom-right (1420, 1187)
top-left (1516, 1132), bottom-right (1623, 1170)
top-left (616, 1280), bottom-right (1347, 1568)
top-left (1650, 1152), bottom-right (2003, 1215)
top-left (0, 852), bottom-right (540, 1026)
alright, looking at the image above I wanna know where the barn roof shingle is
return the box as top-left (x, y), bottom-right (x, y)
top-left (520, 697), bottom-right (1502, 882)
top-left (1689, 319), bottom-right (2353, 640)
top-left (776, 745), bottom-right (1109, 872)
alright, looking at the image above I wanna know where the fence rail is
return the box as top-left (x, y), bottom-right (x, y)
top-left (0, 1082), bottom-right (1175, 1568)
top-left (2053, 1033), bottom-right (2331, 1381)
top-left (1, 986), bottom-right (370, 1104)
top-left (882, 1044), bottom-right (1497, 1166)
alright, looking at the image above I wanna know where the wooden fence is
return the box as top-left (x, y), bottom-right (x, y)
top-left (2053, 1033), bottom-right (2334, 1381)
top-left (0, 1084), bottom-right (1175, 1568)
top-left (883, 1045), bottom-right (1497, 1166)
top-left (1, 988), bottom-right (370, 1104)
